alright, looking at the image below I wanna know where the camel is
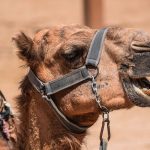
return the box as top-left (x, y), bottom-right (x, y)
top-left (13, 25), bottom-right (150, 150)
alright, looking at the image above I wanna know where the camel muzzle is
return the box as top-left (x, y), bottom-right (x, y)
top-left (121, 52), bottom-right (150, 107)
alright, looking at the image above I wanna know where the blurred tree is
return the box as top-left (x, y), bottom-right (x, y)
top-left (84, 0), bottom-right (103, 28)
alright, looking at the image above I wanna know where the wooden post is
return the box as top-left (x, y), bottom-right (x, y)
top-left (84, 0), bottom-right (103, 28)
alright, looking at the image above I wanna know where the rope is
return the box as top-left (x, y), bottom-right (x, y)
top-left (0, 90), bottom-right (16, 149)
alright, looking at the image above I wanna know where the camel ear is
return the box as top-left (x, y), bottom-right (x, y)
top-left (131, 41), bottom-right (150, 52)
top-left (13, 32), bottom-right (33, 61)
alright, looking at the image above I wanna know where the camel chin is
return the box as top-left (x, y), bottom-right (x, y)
top-left (70, 112), bottom-right (99, 127)
top-left (121, 52), bottom-right (150, 107)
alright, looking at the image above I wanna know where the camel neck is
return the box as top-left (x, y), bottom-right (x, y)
top-left (17, 81), bottom-right (85, 149)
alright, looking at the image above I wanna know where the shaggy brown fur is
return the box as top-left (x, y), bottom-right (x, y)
top-left (13, 25), bottom-right (150, 149)
top-left (16, 77), bottom-right (85, 150)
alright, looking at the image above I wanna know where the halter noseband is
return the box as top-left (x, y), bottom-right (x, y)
top-left (27, 28), bottom-right (109, 134)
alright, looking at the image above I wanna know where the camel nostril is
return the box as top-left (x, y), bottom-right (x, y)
top-left (131, 41), bottom-right (150, 52)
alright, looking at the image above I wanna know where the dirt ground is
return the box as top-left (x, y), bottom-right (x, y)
top-left (0, 0), bottom-right (149, 150)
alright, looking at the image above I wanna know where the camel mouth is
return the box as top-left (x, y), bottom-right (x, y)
top-left (132, 77), bottom-right (150, 97)
top-left (122, 76), bottom-right (150, 107)
top-left (121, 52), bottom-right (150, 107)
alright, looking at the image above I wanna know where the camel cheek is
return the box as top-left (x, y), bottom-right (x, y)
top-left (99, 79), bottom-right (133, 109)
top-left (55, 83), bottom-right (99, 117)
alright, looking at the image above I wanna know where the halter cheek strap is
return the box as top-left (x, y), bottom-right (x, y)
top-left (28, 66), bottom-right (90, 96)
top-left (28, 67), bottom-right (91, 133)
top-left (27, 28), bottom-right (109, 134)
top-left (86, 28), bottom-right (108, 67)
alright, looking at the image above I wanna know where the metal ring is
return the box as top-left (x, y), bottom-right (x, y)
top-left (86, 66), bottom-right (99, 79)
top-left (94, 67), bottom-right (99, 78)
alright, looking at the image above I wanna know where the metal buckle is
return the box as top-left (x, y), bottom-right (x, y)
top-left (100, 111), bottom-right (111, 141)
top-left (87, 66), bottom-right (99, 79)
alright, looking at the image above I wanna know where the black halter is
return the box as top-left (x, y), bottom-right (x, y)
top-left (28, 28), bottom-right (108, 134)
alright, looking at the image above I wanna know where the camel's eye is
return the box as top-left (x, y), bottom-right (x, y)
top-left (61, 48), bottom-right (84, 62)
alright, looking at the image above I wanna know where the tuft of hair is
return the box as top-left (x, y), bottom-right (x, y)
top-left (50, 134), bottom-right (82, 150)
top-left (12, 32), bottom-right (34, 62)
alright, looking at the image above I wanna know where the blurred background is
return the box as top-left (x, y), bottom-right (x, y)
top-left (0, 0), bottom-right (150, 149)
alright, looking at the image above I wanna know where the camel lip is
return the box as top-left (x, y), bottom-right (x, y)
top-left (121, 76), bottom-right (150, 107)
top-left (132, 77), bottom-right (150, 94)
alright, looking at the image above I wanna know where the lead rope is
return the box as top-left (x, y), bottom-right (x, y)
top-left (91, 68), bottom-right (111, 150)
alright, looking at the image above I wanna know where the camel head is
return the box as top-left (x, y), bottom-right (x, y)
top-left (13, 25), bottom-right (150, 128)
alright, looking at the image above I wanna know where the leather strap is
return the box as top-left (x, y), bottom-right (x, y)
top-left (28, 68), bottom-right (92, 133)
top-left (27, 28), bottom-right (108, 134)
top-left (45, 66), bottom-right (90, 95)
top-left (45, 96), bottom-right (88, 133)
top-left (28, 66), bottom-right (91, 96)
top-left (86, 28), bottom-right (108, 67)
top-left (28, 70), bottom-right (45, 93)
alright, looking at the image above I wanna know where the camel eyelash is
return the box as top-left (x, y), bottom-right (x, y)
top-left (61, 48), bottom-right (84, 61)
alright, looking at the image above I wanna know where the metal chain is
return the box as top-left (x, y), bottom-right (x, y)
top-left (91, 75), bottom-right (109, 113)
top-left (91, 72), bottom-right (111, 150)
